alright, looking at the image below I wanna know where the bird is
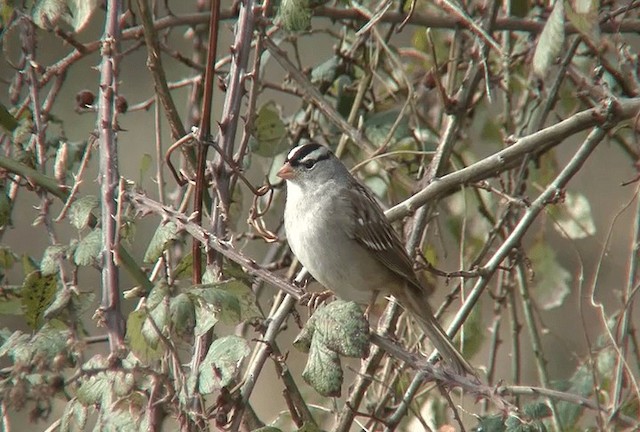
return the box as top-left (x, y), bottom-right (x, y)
top-left (277, 141), bottom-right (472, 374)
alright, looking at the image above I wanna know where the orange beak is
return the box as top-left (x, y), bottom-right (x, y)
top-left (277, 162), bottom-right (294, 180)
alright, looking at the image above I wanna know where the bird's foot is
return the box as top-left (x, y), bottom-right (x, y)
top-left (300, 290), bottom-right (334, 312)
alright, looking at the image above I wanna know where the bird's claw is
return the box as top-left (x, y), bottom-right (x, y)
top-left (300, 290), bottom-right (334, 312)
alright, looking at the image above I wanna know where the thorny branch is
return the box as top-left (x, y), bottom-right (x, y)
top-left (97, 0), bottom-right (125, 352)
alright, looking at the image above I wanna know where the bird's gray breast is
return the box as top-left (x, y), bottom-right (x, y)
top-left (284, 184), bottom-right (388, 303)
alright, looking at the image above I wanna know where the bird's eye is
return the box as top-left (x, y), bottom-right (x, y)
top-left (302, 160), bottom-right (315, 169)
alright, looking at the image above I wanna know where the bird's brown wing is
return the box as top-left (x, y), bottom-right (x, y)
top-left (342, 181), bottom-right (473, 374)
top-left (342, 181), bottom-right (423, 290)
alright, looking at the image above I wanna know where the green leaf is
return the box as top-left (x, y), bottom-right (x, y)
top-left (198, 335), bottom-right (250, 394)
top-left (276, 0), bottom-right (311, 32)
top-left (41, 244), bottom-right (68, 276)
top-left (298, 422), bottom-right (323, 432)
top-left (364, 109), bottom-right (412, 148)
top-left (22, 254), bottom-right (39, 277)
top-left (21, 271), bottom-right (57, 329)
top-left (189, 283), bottom-right (242, 331)
top-left (334, 75), bottom-right (356, 120)
top-left (43, 287), bottom-right (72, 320)
top-left (555, 346), bottom-right (615, 428)
top-left (293, 318), bottom-right (313, 353)
top-left (565, 0), bottom-right (600, 43)
top-left (511, 0), bottom-right (531, 17)
top-left (172, 252), bottom-right (194, 279)
top-left (30, 322), bottom-right (71, 362)
top-left (0, 1), bottom-right (14, 27)
top-left (0, 331), bottom-right (31, 363)
top-left (102, 404), bottom-right (147, 432)
top-left (0, 324), bottom-right (72, 366)
top-left (42, 286), bottom-right (92, 325)
top-left (126, 310), bottom-right (163, 363)
top-left (12, 110), bottom-right (34, 147)
top-left (143, 221), bottom-right (179, 263)
top-left (0, 247), bottom-right (16, 269)
top-left (70, 291), bottom-right (95, 316)
top-left (550, 192), bottom-right (595, 239)
top-left (65, 141), bottom-right (89, 170)
top-left (312, 301), bottom-right (369, 358)
top-left (523, 402), bottom-right (552, 419)
top-left (145, 281), bottom-right (170, 310)
top-left (112, 370), bottom-right (135, 397)
top-left (0, 102), bottom-right (18, 132)
top-left (141, 283), bottom-right (170, 348)
top-left (194, 300), bottom-right (219, 336)
top-left (253, 101), bottom-right (289, 157)
top-left (182, 373), bottom-right (198, 407)
top-left (0, 185), bottom-right (12, 229)
top-left (222, 260), bottom-right (254, 285)
top-left (219, 279), bottom-right (262, 321)
top-left (59, 398), bottom-right (88, 432)
top-left (77, 363), bottom-right (110, 405)
top-left (504, 415), bottom-right (523, 431)
top-left (311, 57), bottom-right (340, 85)
top-left (533, 0), bottom-right (565, 78)
top-left (69, 195), bottom-right (99, 230)
top-left (302, 335), bottom-right (343, 397)
top-left (74, 228), bottom-right (102, 266)
top-left (169, 293), bottom-right (196, 339)
top-left (139, 153), bottom-right (152, 185)
top-left (141, 303), bottom-right (168, 348)
top-left (295, 301), bottom-right (370, 397)
top-left (227, 186), bottom-right (243, 232)
top-left (456, 303), bottom-right (484, 359)
top-left (202, 265), bottom-right (217, 285)
top-left (528, 240), bottom-right (571, 310)
top-left (474, 415), bottom-right (506, 432)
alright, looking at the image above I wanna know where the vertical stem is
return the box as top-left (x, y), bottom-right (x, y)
top-left (612, 191), bottom-right (640, 410)
top-left (22, 19), bottom-right (47, 168)
top-left (482, 271), bottom-right (507, 414)
top-left (515, 263), bottom-right (562, 429)
top-left (190, 0), bottom-right (257, 424)
top-left (189, 3), bottom-right (221, 426)
top-left (507, 283), bottom-right (522, 406)
top-left (98, 0), bottom-right (125, 351)
top-left (192, 0), bottom-right (221, 290)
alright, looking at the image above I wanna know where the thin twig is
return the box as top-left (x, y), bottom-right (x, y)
top-left (385, 97), bottom-right (640, 223)
top-left (514, 262), bottom-right (562, 429)
top-left (445, 123), bottom-right (611, 361)
top-left (263, 36), bottom-right (376, 154)
top-left (612, 189), bottom-right (640, 414)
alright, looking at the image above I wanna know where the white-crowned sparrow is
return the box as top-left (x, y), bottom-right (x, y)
top-left (277, 142), bottom-right (472, 374)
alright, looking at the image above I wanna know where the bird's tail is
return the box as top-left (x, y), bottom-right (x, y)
top-left (401, 287), bottom-right (473, 375)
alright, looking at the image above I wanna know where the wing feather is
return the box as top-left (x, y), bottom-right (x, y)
top-left (342, 181), bottom-right (422, 289)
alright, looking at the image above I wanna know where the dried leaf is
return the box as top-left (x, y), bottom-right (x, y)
top-left (533, 0), bottom-right (565, 78)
